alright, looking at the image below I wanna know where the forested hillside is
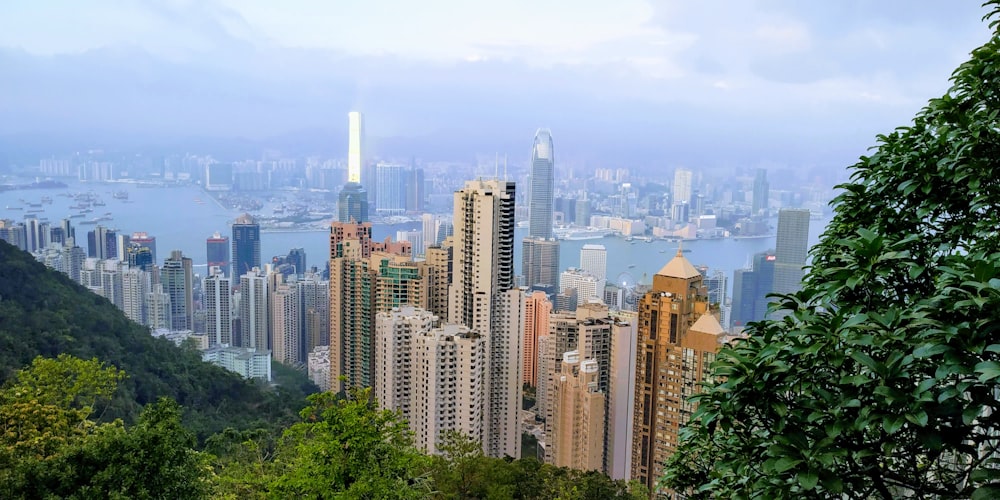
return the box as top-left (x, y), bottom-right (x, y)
top-left (0, 240), bottom-right (311, 440)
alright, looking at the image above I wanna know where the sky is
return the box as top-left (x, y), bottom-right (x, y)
top-left (0, 1), bottom-right (993, 174)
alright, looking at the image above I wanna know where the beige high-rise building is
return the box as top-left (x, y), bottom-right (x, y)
top-left (423, 242), bottom-right (453, 321)
top-left (447, 179), bottom-right (521, 459)
top-left (630, 249), bottom-right (725, 494)
top-left (270, 274), bottom-right (300, 366)
top-left (551, 351), bottom-right (605, 472)
top-left (375, 306), bottom-right (485, 455)
top-left (523, 291), bottom-right (552, 387)
top-left (539, 303), bottom-right (614, 467)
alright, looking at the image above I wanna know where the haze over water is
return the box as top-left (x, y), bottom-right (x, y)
top-left (1, 179), bottom-right (829, 296)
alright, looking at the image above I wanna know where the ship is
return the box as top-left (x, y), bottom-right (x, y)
top-left (553, 227), bottom-right (614, 240)
top-left (113, 191), bottom-right (129, 200)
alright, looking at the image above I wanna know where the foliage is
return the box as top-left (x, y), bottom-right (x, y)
top-left (0, 354), bottom-right (124, 462)
top-left (0, 355), bottom-right (211, 499)
top-left (0, 240), bottom-right (312, 441)
top-left (267, 388), bottom-right (431, 499)
top-left (664, 3), bottom-right (1000, 498)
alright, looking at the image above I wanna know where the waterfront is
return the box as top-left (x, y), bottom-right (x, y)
top-left (1, 180), bottom-right (830, 298)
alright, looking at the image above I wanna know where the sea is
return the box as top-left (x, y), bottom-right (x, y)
top-left (1, 180), bottom-right (832, 297)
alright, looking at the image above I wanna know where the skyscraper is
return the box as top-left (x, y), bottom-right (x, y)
top-left (328, 221), bottom-right (415, 394)
top-left (348, 111), bottom-right (364, 184)
top-left (129, 232), bottom-right (157, 263)
top-left (522, 129), bottom-right (560, 294)
top-left (161, 250), bottom-right (194, 330)
top-left (204, 268), bottom-right (232, 347)
top-left (630, 250), bottom-right (725, 493)
top-left (207, 232), bottom-right (230, 277)
top-left (375, 162), bottom-right (406, 215)
top-left (125, 243), bottom-right (154, 272)
top-left (529, 129), bottom-right (555, 240)
top-left (232, 213), bottom-right (261, 279)
top-left (772, 208), bottom-right (811, 297)
top-left (448, 179), bottom-right (522, 458)
top-left (270, 274), bottom-right (300, 366)
top-left (752, 168), bottom-right (770, 216)
top-left (731, 250), bottom-right (776, 327)
top-left (523, 291), bottom-right (552, 387)
top-left (672, 168), bottom-right (693, 205)
top-left (550, 352), bottom-right (605, 472)
top-left (339, 111), bottom-right (370, 223)
top-left (240, 268), bottom-right (269, 351)
top-left (579, 244), bottom-right (607, 286)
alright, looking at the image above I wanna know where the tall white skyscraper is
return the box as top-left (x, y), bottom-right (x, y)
top-left (448, 179), bottom-right (521, 458)
top-left (579, 244), bottom-right (607, 285)
top-left (560, 268), bottom-right (601, 306)
top-left (673, 168), bottom-right (693, 205)
top-left (348, 111), bottom-right (364, 184)
top-left (375, 306), bottom-right (486, 455)
top-left (240, 268), bottom-right (269, 351)
top-left (121, 267), bottom-right (150, 326)
top-left (205, 268), bottom-right (232, 347)
top-left (147, 283), bottom-right (172, 330)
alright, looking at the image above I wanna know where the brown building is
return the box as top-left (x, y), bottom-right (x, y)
top-left (630, 249), bottom-right (725, 494)
top-left (523, 290), bottom-right (552, 387)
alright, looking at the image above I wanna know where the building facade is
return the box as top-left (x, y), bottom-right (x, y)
top-left (630, 250), bottom-right (725, 493)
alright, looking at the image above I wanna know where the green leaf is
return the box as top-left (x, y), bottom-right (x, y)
top-left (964, 405), bottom-right (983, 425)
top-left (798, 471), bottom-right (819, 491)
top-left (774, 457), bottom-right (802, 473)
top-left (972, 485), bottom-right (1000, 500)
top-left (913, 344), bottom-right (949, 359)
top-left (975, 361), bottom-right (1000, 382)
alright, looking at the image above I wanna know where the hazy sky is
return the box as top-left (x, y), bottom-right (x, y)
top-left (0, 1), bottom-right (993, 171)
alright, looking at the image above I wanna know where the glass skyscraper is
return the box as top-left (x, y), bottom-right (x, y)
top-left (522, 129), bottom-right (560, 294)
top-left (231, 213), bottom-right (261, 279)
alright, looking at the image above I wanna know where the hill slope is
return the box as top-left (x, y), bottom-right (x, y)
top-left (0, 240), bottom-right (311, 440)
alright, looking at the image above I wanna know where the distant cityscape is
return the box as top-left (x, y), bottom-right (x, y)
top-left (0, 111), bottom-right (821, 494)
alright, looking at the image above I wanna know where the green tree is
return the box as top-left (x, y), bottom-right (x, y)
top-left (664, 3), bottom-right (1000, 499)
top-left (0, 355), bottom-right (211, 499)
top-left (0, 354), bottom-right (124, 463)
top-left (268, 389), bottom-right (430, 499)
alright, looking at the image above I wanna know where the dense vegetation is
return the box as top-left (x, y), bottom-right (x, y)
top-left (664, 3), bottom-right (1000, 499)
top-left (1, 355), bottom-right (646, 499)
top-left (0, 240), bottom-right (313, 440)
top-left (0, 241), bottom-right (645, 497)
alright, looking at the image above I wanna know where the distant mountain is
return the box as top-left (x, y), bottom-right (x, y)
top-left (0, 240), bottom-right (312, 440)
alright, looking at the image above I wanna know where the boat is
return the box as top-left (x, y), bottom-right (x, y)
top-left (6, 205), bottom-right (22, 210)
top-left (70, 214), bottom-right (85, 218)
top-left (112, 191), bottom-right (128, 200)
top-left (552, 227), bottom-right (614, 240)
top-left (41, 196), bottom-right (53, 203)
